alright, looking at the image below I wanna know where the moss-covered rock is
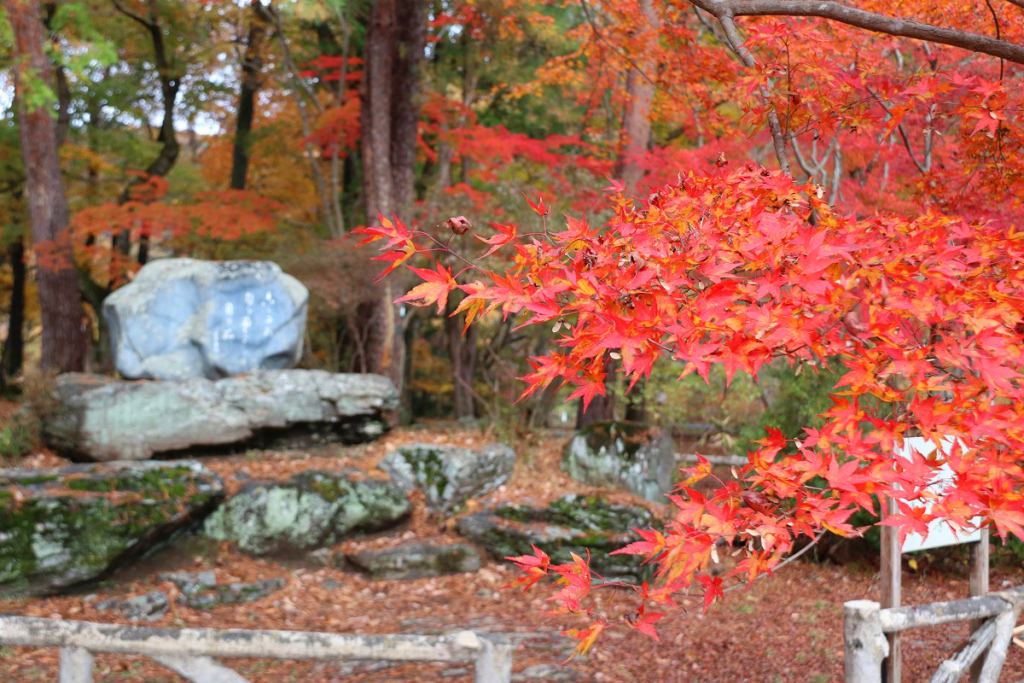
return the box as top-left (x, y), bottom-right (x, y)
top-left (379, 443), bottom-right (515, 515)
top-left (561, 421), bottom-right (676, 502)
top-left (456, 494), bottom-right (655, 582)
top-left (203, 469), bottom-right (410, 555)
top-left (0, 461), bottom-right (224, 597)
top-left (348, 542), bottom-right (481, 580)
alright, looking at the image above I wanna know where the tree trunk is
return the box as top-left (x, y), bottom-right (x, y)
top-left (615, 0), bottom-right (659, 190)
top-left (360, 0), bottom-right (426, 408)
top-left (1, 238), bottom-right (26, 385)
top-left (575, 391), bottom-right (615, 428)
top-left (230, 2), bottom-right (271, 191)
top-left (624, 383), bottom-right (647, 422)
top-left (6, 0), bottom-right (87, 373)
top-left (445, 303), bottom-right (478, 420)
top-left (112, 0), bottom-right (182, 264)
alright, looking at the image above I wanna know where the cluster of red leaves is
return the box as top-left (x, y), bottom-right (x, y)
top-left (359, 164), bottom-right (1024, 647)
top-left (72, 185), bottom-right (282, 285)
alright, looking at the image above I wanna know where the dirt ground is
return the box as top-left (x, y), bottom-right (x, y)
top-left (2, 425), bottom-right (1023, 682)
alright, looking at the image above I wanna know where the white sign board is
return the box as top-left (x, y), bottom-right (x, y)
top-left (896, 437), bottom-right (982, 553)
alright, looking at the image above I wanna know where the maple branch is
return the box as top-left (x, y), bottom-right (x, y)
top-left (1005, 0), bottom-right (1024, 9)
top-left (578, 0), bottom-right (659, 91)
top-left (865, 87), bottom-right (932, 174)
top-left (790, 132), bottom-right (840, 179)
top-left (713, 12), bottom-right (792, 174)
top-left (110, 0), bottom-right (156, 29)
top-left (687, 0), bottom-right (1024, 66)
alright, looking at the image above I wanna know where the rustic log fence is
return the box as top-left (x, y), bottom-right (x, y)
top-left (844, 586), bottom-right (1024, 682)
top-left (0, 616), bottom-right (513, 683)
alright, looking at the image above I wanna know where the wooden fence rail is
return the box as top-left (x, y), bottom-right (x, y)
top-left (0, 616), bottom-right (513, 683)
top-left (845, 586), bottom-right (1024, 683)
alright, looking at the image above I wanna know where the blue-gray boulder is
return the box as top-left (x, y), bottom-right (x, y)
top-left (103, 258), bottom-right (308, 380)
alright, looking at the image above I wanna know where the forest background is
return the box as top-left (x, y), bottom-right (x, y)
top-left (0, 0), bottom-right (1021, 455)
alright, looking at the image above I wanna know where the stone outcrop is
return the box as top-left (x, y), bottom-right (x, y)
top-left (379, 443), bottom-right (515, 514)
top-left (561, 421), bottom-right (676, 501)
top-left (347, 542), bottom-right (481, 580)
top-left (46, 370), bottom-right (397, 461)
top-left (203, 470), bottom-right (410, 555)
top-left (0, 461), bottom-right (223, 597)
top-left (104, 258), bottom-right (308, 381)
top-left (457, 494), bottom-right (655, 582)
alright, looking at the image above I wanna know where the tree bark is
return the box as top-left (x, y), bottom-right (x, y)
top-left (230, 2), bottom-right (271, 191)
top-left (360, 0), bottom-right (426, 406)
top-left (445, 304), bottom-right (478, 420)
top-left (6, 0), bottom-right (87, 373)
top-left (615, 0), bottom-right (658, 190)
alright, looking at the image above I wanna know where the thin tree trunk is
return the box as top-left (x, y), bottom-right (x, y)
top-left (230, 2), bottom-right (271, 191)
top-left (615, 0), bottom-right (659, 189)
top-left (1, 238), bottom-right (26, 384)
top-left (6, 0), bottom-right (86, 373)
top-left (445, 302), bottom-right (478, 419)
top-left (111, 0), bottom-right (181, 267)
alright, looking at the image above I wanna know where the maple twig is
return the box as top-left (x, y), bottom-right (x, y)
top-left (578, 0), bottom-right (659, 91)
top-left (687, 0), bottom-right (1024, 65)
top-left (110, 0), bottom-right (156, 29)
top-left (709, 10), bottom-right (792, 174)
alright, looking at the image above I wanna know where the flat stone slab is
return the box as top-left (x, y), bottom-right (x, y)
top-left (95, 590), bottom-right (170, 622)
top-left (0, 461), bottom-right (223, 597)
top-left (46, 370), bottom-right (397, 461)
top-left (348, 542), bottom-right (481, 580)
top-left (379, 443), bottom-right (515, 514)
top-left (456, 494), bottom-right (655, 582)
top-left (104, 258), bottom-right (309, 380)
top-left (203, 469), bottom-right (411, 555)
top-left (177, 577), bottom-right (287, 610)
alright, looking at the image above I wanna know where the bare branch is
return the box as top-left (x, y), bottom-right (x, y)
top-left (791, 132), bottom-right (839, 178)
top-left (865, 87), bottom-right (930, 174)
top-left (715, 12), bottom-right (791, 173)
top-left (110, 0), bottom-right (155, 29)
top-left (687, 0), bottom-right (1024, 65)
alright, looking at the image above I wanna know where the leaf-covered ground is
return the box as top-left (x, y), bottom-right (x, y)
top-left (2, 426), bottom-right (1023, 682)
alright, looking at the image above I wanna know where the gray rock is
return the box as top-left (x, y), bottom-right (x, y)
top-left (456, 494), bottom-right (655, 582)
top-left (177, 577), bottom-right (286, 610)
top-left (561, 421), bottom-right (676, 502)
top-left (95, 590), bottom-right (169, 621)
top-left (46, 370), bottom-right (397, 461)
top-left (0, 461), bottom-right (223, 597)
top-left (104, 258), bottom-right (308, 381)
top-left (203, 469), bottom-right (411, 555)
top-left (513, 664), bottom-right (582, 681)
top-left (158, 570), bottom-right (217, 595)
top-left (380, 443), bottom-right (515, 514)
top-left (348, 542), bottom-right (481, 580)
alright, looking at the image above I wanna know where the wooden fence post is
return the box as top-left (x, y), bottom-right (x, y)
top-left (880, 496), bottom-right (901, 683)
top-left (977, 602), bottom-right (1022, 683)
top-left (59, 646), bottom-right (93, 683)
top-left (474, 635), bottom-right (513, 683)
top-left (969, 530), bottom-right (990, 683)
top-left (845, 600), bottom-right (887, 683)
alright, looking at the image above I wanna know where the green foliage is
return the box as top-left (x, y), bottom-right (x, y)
top-left (0, 422), bottom-right (33, 460)
top-left (737, 360), bottom-right (844, 456)
top-left (640, 362), bottom-right (763, 437)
